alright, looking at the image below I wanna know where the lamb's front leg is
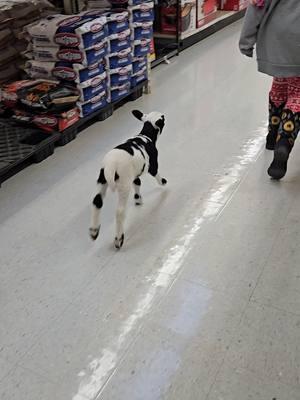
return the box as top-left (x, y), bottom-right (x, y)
top-left (148, 150), bottom-right (167, 187)
top-left (155, 174), bottom-right (167, 186)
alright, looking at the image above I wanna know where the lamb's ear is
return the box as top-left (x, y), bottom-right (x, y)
top-left (132, 110), bottom-right (144, 121)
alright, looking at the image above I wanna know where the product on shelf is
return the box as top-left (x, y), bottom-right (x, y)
top-left (0, 79), bottom-right (80, 131)
top-left (85, 4), bottom-right (151, 88)
top-left (131, 64), bottom-right (147, 86)
top-left (76, 71), bottom-right (107, 101)
top-left (0, 2), bottom-right (151, 132)
top-left (27, 41), bottom-right (108, 64)
top-left (77, 89), bottom-right (107, 117)
top-left (25, 14), bottom-right (108, 48)
top-left (24, 13), bottom-right (111, 117)
top-left (107, 46), bottom-right (132, 68)
top-left (197, 0), bottom-right (217, 28)
top-left (128, 3), bottom-right (152, 85)
top-left (0, 0), bottom-right (55, 84)
top-left (106, 10), bottom-right (130, 34)
top-left (110, 82), bottom-right (131, 102)
top-left (1, 79), bottom-right (78, 109)
top-left (105, 10), bottom-right (132, 100)
top-left (25, 60), bottom-right (106, 83)
top-left (130, 2), bottom-right (155, 23)
top-left (110, 64), bottom-right (132, 86)
top-left (218, 0), bottom-right (248, 10)
top-left (108, 28), bottom-right (131, 52)
top-left (13, 107), bottom-right (80, 131)
top-left (160, 0), bottom-right (196, 37)
top-left (132, 56), bottom-right (147, 74)
top-left (131, 21), bottom-right (153, 40)
top-left (149, 37), bottom-right (155, 62)
top-left (132, 38), bottom-right (151, 57)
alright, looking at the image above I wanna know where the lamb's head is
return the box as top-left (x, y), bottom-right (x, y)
top-left (132, 110), bottom-right (165, 135)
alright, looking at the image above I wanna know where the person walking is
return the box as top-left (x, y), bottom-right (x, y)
top-left (239, 0), bottom-right (300, 179)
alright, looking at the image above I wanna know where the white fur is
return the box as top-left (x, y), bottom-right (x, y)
top-left (89, 110), bottom-right (166, 249)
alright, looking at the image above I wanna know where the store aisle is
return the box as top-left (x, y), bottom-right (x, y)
top-left (1, 20), bottom-right (300, 400)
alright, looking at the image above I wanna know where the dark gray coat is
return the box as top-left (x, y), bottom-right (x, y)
top-left (239, 0), bottom-right (300, 77)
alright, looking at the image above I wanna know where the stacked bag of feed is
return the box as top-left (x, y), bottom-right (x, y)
top-left (0, 79), bottom-right (80, 131)
top-left (0, 3), bottom-right (151, 132)
top-left (24, 13), bottom-right (110, 117)
top-left (128, 0), bottom-right (153, 87)
top-left (104, 9), bottom-right (133, 102)
top-left (86, 0), bottom-right (152, 90)
top-left (0, 0), bottom-right (55, 84)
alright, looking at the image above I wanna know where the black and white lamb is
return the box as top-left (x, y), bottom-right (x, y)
top-left (89, 110), bottom-right (167, 249)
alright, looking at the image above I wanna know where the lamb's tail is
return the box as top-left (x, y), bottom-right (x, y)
top-left (104, 162), bottom-right (119, 192)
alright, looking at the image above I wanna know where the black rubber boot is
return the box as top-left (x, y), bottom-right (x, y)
top-left (266, 99), bottom-right (285, 150)
top-left (268, 110), bottom-right (300, 180)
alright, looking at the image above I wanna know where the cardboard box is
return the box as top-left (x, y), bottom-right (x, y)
top-left (197, 0), bottom-right (218, 28)
top-left (218, 0), bottom-right (248, 11)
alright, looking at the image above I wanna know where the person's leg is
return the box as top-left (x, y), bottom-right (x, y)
top-left (268, 77), bottom-right (300, 180)
top-left (267, 78), bottom-right (288, 150)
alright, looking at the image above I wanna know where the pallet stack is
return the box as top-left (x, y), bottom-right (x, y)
top-left (0, 0), bottom-right (55, 84)
top-left (24, 13), bottom-right (110, 117)
top-left (129, 1), bottom-right (153, 88)
top-left (85, 0), bottom-right (154, 90)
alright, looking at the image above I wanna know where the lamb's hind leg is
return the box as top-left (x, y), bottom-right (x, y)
top-left (115, 186), bottom-right (130, 249)
top-left (90, 168), bottom-right (108, 240)
top-left (133, 177), bottom-right (143, 205)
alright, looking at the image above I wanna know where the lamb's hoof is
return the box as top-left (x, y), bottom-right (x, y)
top-left (89, 226), bottom-right (100, 241)
top-left (161, 178), bottom-right (167, 186)
top-left (134, 194), bottom-right (143, 206)
top-left (115, 234), bottom-right (124, 249)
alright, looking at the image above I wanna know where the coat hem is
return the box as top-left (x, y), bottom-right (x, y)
top-left (258, 60), bottom-right (300, 78)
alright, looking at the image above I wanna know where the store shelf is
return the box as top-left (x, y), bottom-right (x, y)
top-left (180, 9), bottom-right (246, 50)
top-left (151, 49), bottom-right (179, 68)
top-left (151, 8), bottom-right (245, 68)
top-left (154, 33), bottom-right (177, 40)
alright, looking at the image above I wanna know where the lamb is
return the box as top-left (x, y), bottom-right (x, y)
top-left (89, 109), bottom-right (167, 249)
